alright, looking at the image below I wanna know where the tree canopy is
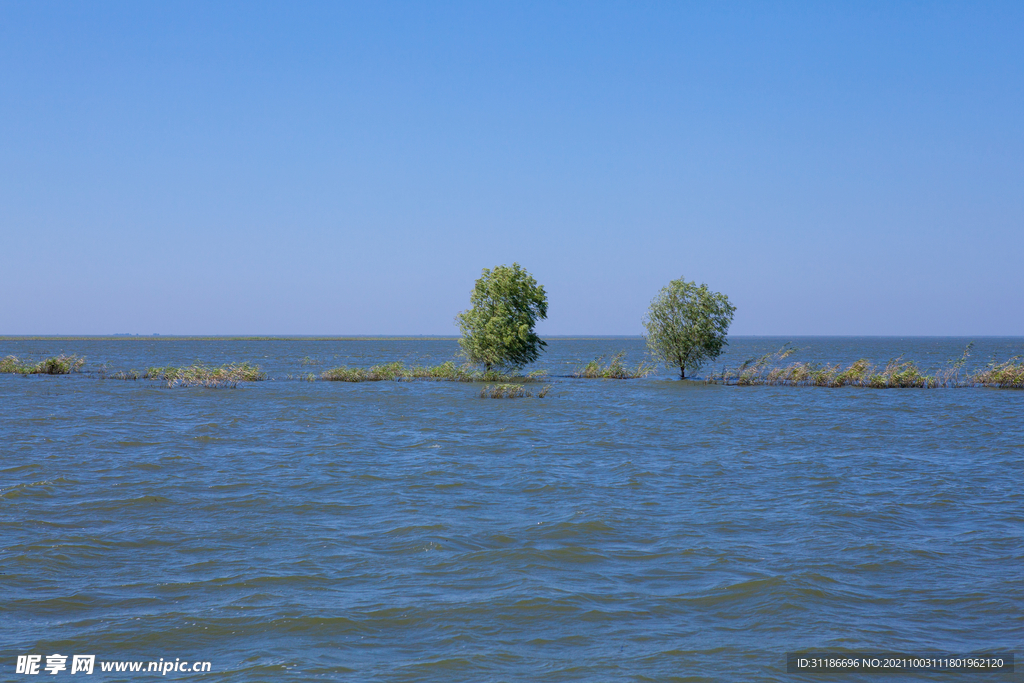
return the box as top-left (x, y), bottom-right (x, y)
top-left (643, 278), bottom-right (736, 379)
top-left (457, 263), bottom-right (548, 372)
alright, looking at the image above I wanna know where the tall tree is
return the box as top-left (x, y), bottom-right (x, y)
top-left (457, 263), bottom-right (548, 372)
top-left (644, 278), bottom-right (735, 379)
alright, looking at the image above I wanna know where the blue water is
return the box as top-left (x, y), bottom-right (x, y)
top-left (1, 337), bottom-right (1021, 681)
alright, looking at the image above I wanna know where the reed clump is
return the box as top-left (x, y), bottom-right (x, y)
top-left (709, 343), bottom-right (1024, 389)
top-left (866, 358), bottom-right (936, 388)
top-left (145, 362), bottom-right (267, 388)
top-left (0, 355), bottom-right (26, 373)
top-left (405, 360), bottom-right (478, 381)
top-left (284, 372), bottom-right (319, 381)
top-left (479, 383), bottom-right (550, 398)
top-left (708, 347), bottom-right (939, 388)
top-left (937, 343), bottom-right (974, 387)
top-left (0, 354), bottom-right (85, 375)
top-left (319, 362), bottom-right (406, 382)
top-left (971, 358), bottom-right (1024, 388)
top-left (319, 361), bottom-right (541, 383)
top-left (573, 351), bottom-right (655, 379)
top-left (36, 355), bottom-right (85, 374)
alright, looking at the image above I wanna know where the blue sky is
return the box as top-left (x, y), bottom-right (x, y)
top-left (2, 1), bottom-right (1022, 335)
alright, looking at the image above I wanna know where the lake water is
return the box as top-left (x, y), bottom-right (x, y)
top-left (2, 337), bottom-right (1021, 681)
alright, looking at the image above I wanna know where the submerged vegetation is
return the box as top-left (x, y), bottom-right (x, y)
top-left (2, 345), bottom-right (1022, 391)
top-left (479, 383), bottom-right (551, 398)
top-left (319, 361), bottom-right (408, 382)
top-left (708, 348), bottom-right (938, 388)
top-left (145, 363), bottom-right (268, 388)
top-left (318, 361), bottom-right (545, 384)
top-left (0, 354), bottom-right (85, 375)
top-left (970, 357), bottom-right (1024, 389)
top-left (107, 369), bottom-right (143, 380)
top-left (98, 364), bottom-right (266, 386)
top-left (707, 344), bottom-right (1024, 389)
top-left (572, 352), bottom-right (654, 379)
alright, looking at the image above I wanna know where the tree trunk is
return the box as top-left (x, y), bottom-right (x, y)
top-left (679, 365), bottom-right (685, 379)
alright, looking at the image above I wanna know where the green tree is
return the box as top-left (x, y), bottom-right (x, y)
top-left (457, 263), bottom-right (548, 372)
top-left (643, 277), bottom-right (736, 379)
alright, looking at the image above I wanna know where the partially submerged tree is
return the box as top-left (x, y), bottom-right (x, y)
top-left (643, 277), bottom-right (736, 379)
top-left (457, 263), bottom-right (548, 372)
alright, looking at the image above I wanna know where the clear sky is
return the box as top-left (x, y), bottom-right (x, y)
top-left (2, 1), bottom-right (1022, 336)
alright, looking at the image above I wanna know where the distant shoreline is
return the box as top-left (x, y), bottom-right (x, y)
top-left (0, 335), bottom-right (642, 342)
top-left (1, 335), bottom-right (1021, 342)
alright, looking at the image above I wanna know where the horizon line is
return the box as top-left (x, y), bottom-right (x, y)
top-left (2, 334), bottom-right (1021, 341)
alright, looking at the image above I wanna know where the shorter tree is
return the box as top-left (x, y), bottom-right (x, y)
top-left (643, 277), bottom-right (735, 379)
top-left (457, 263), bottom-right (548, 372)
